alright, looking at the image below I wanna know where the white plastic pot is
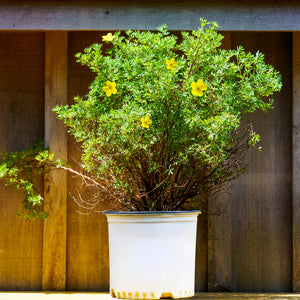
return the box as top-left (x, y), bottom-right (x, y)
top-left (104, 211), bottom-right (201, 300)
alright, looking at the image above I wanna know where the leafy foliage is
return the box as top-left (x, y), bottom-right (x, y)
top-left (0, 19), bottom-right (282, 216)
top-left (0, 140), bottom-right (49, 219)
top-left (53, 19), bottom-right (282, 211)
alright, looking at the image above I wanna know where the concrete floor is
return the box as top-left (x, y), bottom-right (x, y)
top-left (0, 293), bottom-right (300, 300)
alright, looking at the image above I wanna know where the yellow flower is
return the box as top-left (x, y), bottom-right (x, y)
top-left (166, 58), bottom-right (178, 71)
top-left (102, 81), bottom-right (117, 97)
top-left (191, 79), bottom-right (207, 97)
top-left (102, 33), bottom-right (115, 42)
top-left (140, 116), bottom-right (152, 128)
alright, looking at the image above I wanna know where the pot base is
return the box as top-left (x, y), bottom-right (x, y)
top-left (111, 289), bottom-right (194, 299)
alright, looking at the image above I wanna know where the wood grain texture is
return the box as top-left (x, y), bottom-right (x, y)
top-left (195, 210), bottom-right (208, 292)
top-left (207, 32), bottom-right (232, 293)
top-left (0, 32), bottom-right (44, 290)
top-left (208, 32), bottom-right (292, 292)
top-left (0, 0), bottom-right (299, 31)
top-left (293, 32), bottom-right (300, 292)
top-left (66, 32), bottom-right (109, 291)
top-left (229, 32), bottom-right (292, 292)
top-left (43, 32), bottom-right (68, 291)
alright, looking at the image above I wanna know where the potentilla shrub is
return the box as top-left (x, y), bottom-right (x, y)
top-left (54, 20), bottom-right (282, 211)
top-left (1, 20), bottom-right (282, 217)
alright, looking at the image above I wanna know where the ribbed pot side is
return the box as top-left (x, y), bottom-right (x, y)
top-left (104, 211), bottom-right (201, 300)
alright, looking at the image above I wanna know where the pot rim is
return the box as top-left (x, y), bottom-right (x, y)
top-left (103, 210), bottom-right (201, 215)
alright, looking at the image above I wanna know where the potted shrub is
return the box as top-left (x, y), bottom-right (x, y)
top-left (0, 19), bottom-right (282, 299)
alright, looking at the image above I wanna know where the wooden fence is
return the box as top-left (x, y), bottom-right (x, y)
top-left (0, 30), bottom-right (294, 292)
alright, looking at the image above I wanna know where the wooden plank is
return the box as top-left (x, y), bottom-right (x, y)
top-left (0, 32), bottom-right (44, 290)
top-left (0, 0), bottom-right (300, 31)
top-left (293, 32), bottom-right (300, 292)
top-left (66, 31), bottom-right (109, 291)
top-left (43, 32), bottom-right (68, 291)
top-left (229, 32), bottom-right (292, 292)
top-left (2, 292), bottom-right (300, 300)
top-left (207, 32), bottom-right (232, 293)
top-left (0, 32), bottom-right (44, 55)
top-left (195, 208), bottom-right (208, 291)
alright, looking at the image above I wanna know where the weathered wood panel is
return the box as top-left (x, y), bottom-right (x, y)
top-left (293, 32), bottom-right (300, 292)
top-left (0, 32), bottom-right (44, 290)
top-left (66, 32), bottom-right (109, 291)
top-left (0, 30), bottom-right (294, 292)
top-left (229, 32), bottom-right (292, 292)
top-left (207, 33), bottom-right (233, 293)
top-left (43, 32), bottom-right (68, 290)
top-left (0, 0), bottom-right (300, 31)
top-left (208, 32), bottom-right (292, 292)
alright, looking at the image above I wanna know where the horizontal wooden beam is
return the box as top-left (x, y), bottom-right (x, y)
top-left (0, 0), bottom-right (300, 31)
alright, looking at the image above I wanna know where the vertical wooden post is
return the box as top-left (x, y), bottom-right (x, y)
top-left (43, 31), bottom-right (68, 291)
top-left (293, 32), bottom-right (300, 292)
